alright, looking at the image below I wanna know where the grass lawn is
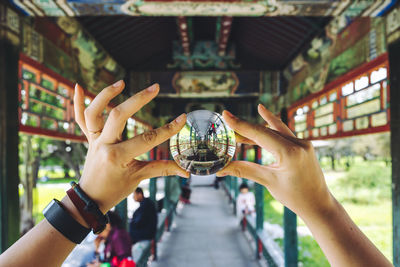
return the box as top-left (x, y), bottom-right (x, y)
top-left (263, 161), bottom-right (393, 266)
top-left (264, 197), bottom-right (392, 266)
top-left (37, 169), bottom-right (77, 179)
top-left (340, 201), bottom-right (392, 261)
top-left (31, 185), bottom-right (68, 223)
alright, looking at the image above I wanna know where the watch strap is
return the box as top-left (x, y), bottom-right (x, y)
top-left (43, 199), bottom-right (90, 244)
top-left (67, 182), bottom-right (109, 234)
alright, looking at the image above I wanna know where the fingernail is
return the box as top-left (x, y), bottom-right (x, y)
top-left (74, 83), bottom-right (78, 90)
top-left (113, 80), bottom-right (122, 88)
top-left (259, 104), bottom-right (268, 112)
top-left (224, 110), bottom-right (235, 118)
top-left (147, 84), bottom-right (158, 92)
top-left (175, 113), bottom-right (186, 123)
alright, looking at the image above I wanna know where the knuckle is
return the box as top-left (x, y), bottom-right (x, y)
top-left (142, 130), bottom-right (158, 144)
top-left (103, 145), bottom-right (119, 163)
top-left (104, 85), bottom-right (118, 96)
top-left (254, 124), bottom-right (266, 133)
top-left (302, 140), bottom-right (313, 150)
top-left (161, 169), bottom-right (171, 177)
top-left (160, 162), bottom-right (173, 177)
top-left (164, 123), bottom-right (175, 134)
top-left (232, 166), bottom-right (242, 178)
top-left (75, 117), bottom-right (84, 125)
top-left (283, 145), bottom-right (303, 157)
top-left (84, 108), bottom-right (92, 118)
top-left (110, 107), bottom-right (122, 119)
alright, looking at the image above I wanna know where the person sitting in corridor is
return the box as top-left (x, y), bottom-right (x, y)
top-left (236, 183), bottom-right (255, 217)
top-left (87, 211), bottom-right (132, 267)
top-left (129, 187), bottom-right (157, 244)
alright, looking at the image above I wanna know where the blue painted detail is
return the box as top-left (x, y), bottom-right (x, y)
top-left (377, 0), bottom-right (398, 16)
top-left (9, 0), bottom-right (31, 16)
top-left (68, 0), bottom-right (126, 15)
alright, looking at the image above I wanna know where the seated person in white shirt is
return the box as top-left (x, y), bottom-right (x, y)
top-left (236, 183), bottom-right (255, 217)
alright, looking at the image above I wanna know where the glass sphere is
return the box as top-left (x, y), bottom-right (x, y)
top-left (170, 110), bottom-right (236, 175)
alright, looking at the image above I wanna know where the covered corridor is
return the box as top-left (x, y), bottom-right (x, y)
top-left (1, 1), bottom-right (400, 266)
top-left (151, 175), bottom-right (260, 267)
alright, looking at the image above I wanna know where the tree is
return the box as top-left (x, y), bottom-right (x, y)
top-left (49, 140), bottom-right (86, 179)
top-left (351, 133), bottom-right (391, 162)
top-left (19, 134), bottom-right (87, 232)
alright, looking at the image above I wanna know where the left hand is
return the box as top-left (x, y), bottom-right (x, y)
top-left (74, 81), bottom-right (189, 213)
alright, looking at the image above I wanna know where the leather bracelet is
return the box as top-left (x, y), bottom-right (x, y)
top-left (43, 199), bottom-right (91, 244)
top-left (67, 182), bottom-right (109, 234)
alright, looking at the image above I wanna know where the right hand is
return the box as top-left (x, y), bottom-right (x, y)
top-left (73, 81), bottom-right (189, 213)
top-left (216, 104), bottom-right (334, 219)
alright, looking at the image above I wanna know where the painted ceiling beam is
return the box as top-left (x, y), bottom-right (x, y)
top-left (11, 0), bottom-right (395, 17)
top-left (216, 16), bottom-right (233, 57)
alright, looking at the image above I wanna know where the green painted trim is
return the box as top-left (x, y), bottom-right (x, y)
top-left (281, 107), bottom-right (298, 267)
top-left (115, 199), bottom-right (128, 230)
top-left (389, 38), bottom-right (400, 267)
top-left (149, 178), bottom-right (157, 203)
top-left (255, 183), bottom-right (264, 230)
top-left (0, 39), bottom-right (20, 252)
top-left (284, 208), bottom-right (298, 267)
top-left (164, 176), bottom-right (171, 212)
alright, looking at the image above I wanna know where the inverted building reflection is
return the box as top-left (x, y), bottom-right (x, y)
top-left (170, 110), bottom-right (236, 175)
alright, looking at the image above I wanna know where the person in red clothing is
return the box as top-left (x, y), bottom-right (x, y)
top-left (88, 211), bottom-right (132, 267)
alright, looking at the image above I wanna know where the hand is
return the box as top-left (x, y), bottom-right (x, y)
top-left (74, 81), bottom-right (189, 213)
top-left (217, 104), bottom-right (333, 219)
top-left (94, 236), bottom-right (104, 250)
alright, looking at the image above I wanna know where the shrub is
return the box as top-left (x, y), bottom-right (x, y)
top-left (298, 236), bottom-right (329, 267)
top-left (335, 161), bottom-right (391, 204)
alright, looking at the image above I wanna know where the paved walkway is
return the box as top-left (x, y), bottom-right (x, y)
top-left (151, 175), bottom-right (260, 267)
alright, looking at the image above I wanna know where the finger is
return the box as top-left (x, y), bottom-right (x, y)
top-left (117, 113), bottom-right (186, 161)
top-left (73, 83), bottom-right (88, 138)
top-left (84, 80), bottom-right (125, 135)
top-left (216, 161), bottom-right (274, 187)
top-left (235, 133), bottom-right (256, 145)
top-left (101, 83), bottom-right (160, 143)
top-left (222, 110), bottom-right (293, 155)
top-left (137, 160), bottom-right (190, 180)
top-left (258, 104), bottom-right (296, 138)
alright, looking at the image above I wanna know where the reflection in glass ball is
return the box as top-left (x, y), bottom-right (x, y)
top-left (170, 110), bottom-right (236, 175)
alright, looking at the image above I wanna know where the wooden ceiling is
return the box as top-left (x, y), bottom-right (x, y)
top-left (78, 16), bottom-right (331, 71)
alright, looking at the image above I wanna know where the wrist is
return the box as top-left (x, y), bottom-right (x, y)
top-left (299, 191), bottom-right (338, 224)
top-left (61, 196), bottom-right (90, 228)
top-left (79, 179), bottom-right (109, 214)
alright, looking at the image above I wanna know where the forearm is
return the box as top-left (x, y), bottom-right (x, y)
top-left (0, 219), bottom-right (76, 267)
top-left (301, 194), bottom-right (392, 267)
top-left (0, 196), bottom-right (88, 267)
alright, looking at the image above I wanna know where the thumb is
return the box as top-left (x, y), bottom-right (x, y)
top-left (216, 161), bottom-right (273, 187)
top-left (139, 160), bottom-right (190, 179)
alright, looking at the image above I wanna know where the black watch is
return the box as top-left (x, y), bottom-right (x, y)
top-left (43, 199), bottom-right (91, 244)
